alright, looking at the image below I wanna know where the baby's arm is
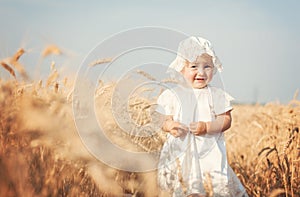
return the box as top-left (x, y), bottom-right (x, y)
top-left (161, 115), bottom-right (189, 137)
top-left (207, 111), bottom-right (232, 134)
top-left (190, 111), bottom-right (232, 135)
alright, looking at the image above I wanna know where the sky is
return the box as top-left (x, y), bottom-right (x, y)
top-left (0, 0), bottom-right (299, 104)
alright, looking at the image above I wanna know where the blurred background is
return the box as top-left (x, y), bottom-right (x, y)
top-left (0, 0), bottom-right (299, 104)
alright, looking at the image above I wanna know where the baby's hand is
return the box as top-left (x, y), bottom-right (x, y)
top-left (189, 121), bottom-right (207, 136)
top-left (163, 119), bottom-right (188, 137)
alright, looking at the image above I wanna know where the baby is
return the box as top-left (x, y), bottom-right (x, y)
top-left (157, 36), bottom-right (248, 197)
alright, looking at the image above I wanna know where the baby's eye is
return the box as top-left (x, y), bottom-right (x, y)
top-left (204, 65), bottom-right (212, 70)
top-left (189, 65), bottom-right (198, 69)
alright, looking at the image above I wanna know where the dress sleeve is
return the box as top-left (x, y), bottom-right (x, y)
top-left (156, 89), bottom-right (175, 115)
top-left (211, 87), bottom-right (234, 115)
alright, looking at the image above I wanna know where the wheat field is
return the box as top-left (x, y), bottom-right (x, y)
top-left (0, 48), bottom-right (299, 197)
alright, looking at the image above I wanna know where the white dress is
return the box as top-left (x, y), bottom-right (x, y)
top-left (157, 85), bottom-right (248, 197)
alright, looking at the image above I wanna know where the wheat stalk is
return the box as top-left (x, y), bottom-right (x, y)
top-left (176, 157), bottom-right (187, 195)
top-left (3, 48), bottom-right (29, 80)
top-left (89, 57), bottom-right (113, 67)
top-left (161, 78), bottom-right (180, 84)
top-left (46, 68), bottom-right (59, 88)
top-left (1, 62), bottom-right (16, 78)
top-left (42, 44), bottom-right (62, 57)
top-left (203, 172), bottom-right (213, 197)
top-left (136, 70), bottom-right (156, 81)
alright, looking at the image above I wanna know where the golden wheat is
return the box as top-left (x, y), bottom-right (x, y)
top-left (1, 62), bottom-right (16, 78)
top-left (42, 44), bottom-right (62, 57)
top-left (1, 48), bottom-right (29, 80)
top-left (0, 49), bottom-right (299, 197)
top-left (89, 57), bottom-right (113, 67)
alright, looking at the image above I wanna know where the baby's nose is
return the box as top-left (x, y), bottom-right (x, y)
top-left (197, 67), bottom-right (204, 74)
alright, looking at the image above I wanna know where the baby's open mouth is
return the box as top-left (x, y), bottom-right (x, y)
top-left (195, 77), bottom-right (205, 81)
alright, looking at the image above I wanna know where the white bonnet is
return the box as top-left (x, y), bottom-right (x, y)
top-left (169, 36), bottom-right (222, 73)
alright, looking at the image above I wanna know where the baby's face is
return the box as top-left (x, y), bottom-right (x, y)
top-left (181, 53), bottom-right (214, 89)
